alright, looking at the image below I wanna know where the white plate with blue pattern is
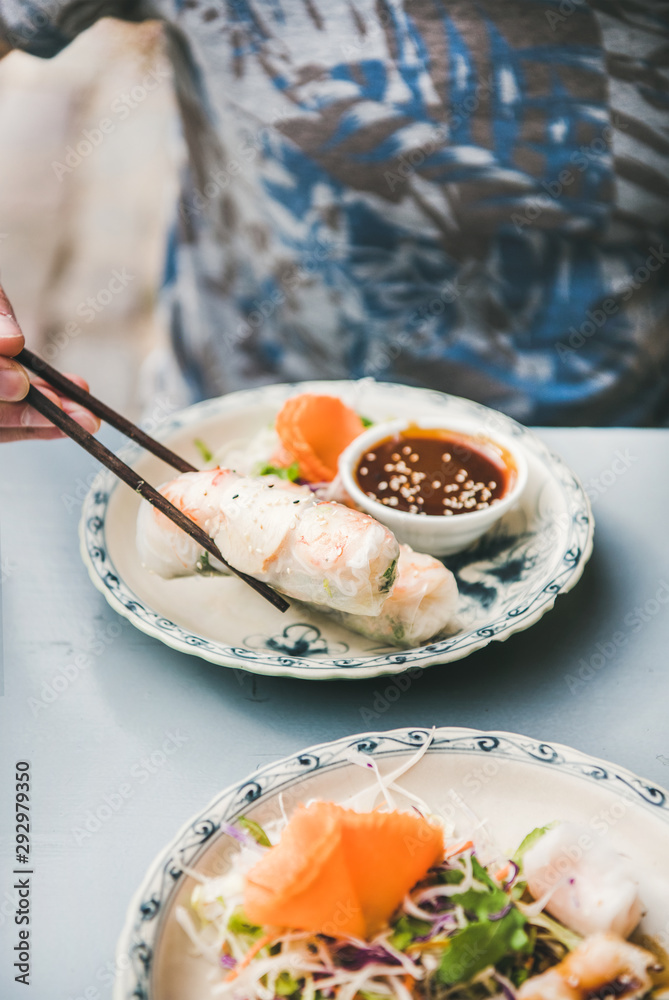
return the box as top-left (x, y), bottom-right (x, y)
top-left (113, 726), bottom-right (669, 1000)
top-left (80, 380), bottom-right (594, 680)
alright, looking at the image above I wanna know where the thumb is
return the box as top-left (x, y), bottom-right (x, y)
top-left (0, 356), bottom-right (29, 401)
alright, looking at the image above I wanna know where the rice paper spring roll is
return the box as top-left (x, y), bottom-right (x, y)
top-left (303, 545), bottom-right (459, 647)
top-left (136, 468), bottom-right (399, 616)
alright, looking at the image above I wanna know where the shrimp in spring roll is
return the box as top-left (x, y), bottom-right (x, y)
top-left (303, 545), bottom-right (459, 647)
top-left (137, 468), bottom-right (399, 616)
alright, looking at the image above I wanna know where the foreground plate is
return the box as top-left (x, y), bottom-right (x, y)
top-left (114, 726), bottom-right (669, 1000)
top-left (80, 380), bottom-right (593, 679)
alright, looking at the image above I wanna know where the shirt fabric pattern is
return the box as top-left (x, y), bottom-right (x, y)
top-left (1, 0), bottom-right (668, 425)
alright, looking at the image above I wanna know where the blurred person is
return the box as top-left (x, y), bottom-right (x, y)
top-left (0, 0), bottom-right (668, 444)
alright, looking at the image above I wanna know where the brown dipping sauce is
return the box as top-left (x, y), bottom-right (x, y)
top-left (355, 428), bottom-right (514, 517)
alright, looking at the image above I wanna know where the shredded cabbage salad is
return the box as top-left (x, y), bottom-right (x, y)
top-left (174, 739), bottom-right (664, 999)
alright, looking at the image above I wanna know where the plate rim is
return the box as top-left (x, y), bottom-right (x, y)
top-left (113, 724), bottom-right (669, 999)
top-left (79, 380), bottom-right (595, 680)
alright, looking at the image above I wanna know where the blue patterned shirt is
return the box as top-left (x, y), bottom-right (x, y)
top-left (2, 0), bottom-right (668, 424)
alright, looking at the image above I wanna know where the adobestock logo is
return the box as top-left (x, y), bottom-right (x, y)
top-left (50, 64), bottom-right (172, 181)
top-left (70, 730), bottom-right (190, 846)
top-left (556, 246), bottom-right (668, 360)
top-left (565, 580), bottom-right (669, 694)
top-left (582, 449), bottom-right (637, 504)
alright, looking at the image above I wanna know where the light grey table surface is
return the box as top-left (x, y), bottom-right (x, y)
top-left (1, 427), bottom-right (668, 999)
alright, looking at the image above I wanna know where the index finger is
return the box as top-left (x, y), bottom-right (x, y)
top-left (0, 285), bottom-right (25, 357)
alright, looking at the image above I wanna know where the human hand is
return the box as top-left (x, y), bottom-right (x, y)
top-left (0, 285), bottom-right (101, 443)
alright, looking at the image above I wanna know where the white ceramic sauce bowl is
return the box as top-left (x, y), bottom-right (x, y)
top-left (338, 417), bottom-right (528, 556)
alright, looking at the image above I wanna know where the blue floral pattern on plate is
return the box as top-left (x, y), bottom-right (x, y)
top-left (244, 623), bottom-right (350, 657)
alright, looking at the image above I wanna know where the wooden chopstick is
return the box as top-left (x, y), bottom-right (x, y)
top-left (24, 383), bottom-right (290, 613)
top-left (17, 347), bottom-right (197, 474)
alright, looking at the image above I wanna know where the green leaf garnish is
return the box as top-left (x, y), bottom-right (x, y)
top-left (275, 971), bottom-right (300, 996)
top-left (380, 556), bottom-right (398, 593)
top-left (389, 914), bottom-right (432, 951)
top-left (439, 867), bottom-right (466, 885)
top-left (227, 906), bottom-right (263, 939)
top-left (237, 816), bottom-right (271, 847)
top-left (524, 908), bottom-right (582, 951)
top-left (513, 823), bottom-right (556, 866)
top-left (512, 965), bottom-right (532, 987)
top-left (436, 856), bottom-right (530, 986)
top-left (469, 856), bottom-right (499, 892)
top-left (437, 907), bottom-right (530, 985)
top-left (258, 462), bottom-right (300, 481)
top-left (194, 438), bottom-right (214, 463)
top-left (449, 884), bottom-right (508, 921)
top-left (359, 415), bottom-right (374, 427)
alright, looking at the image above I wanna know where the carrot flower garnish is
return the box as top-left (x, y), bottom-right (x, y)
top-left (244, 802), bottom-right (444, 939)
top-left (275, 394), bottom-right (365, 483)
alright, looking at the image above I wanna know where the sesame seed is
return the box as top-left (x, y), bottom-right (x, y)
top-left (402, 445), bottom-right (411, 455)
top-left (417, 497), bottom-right (424, 504)
top-left (384, 463), bottom-right (394, 472)
top-left (366, 491), bottom-right (375, 498)
top-left (445, 509), bottom-right (453, 516)
top-left (431, 480), bottom-right (439, 489)
top-left (441, 452), bottom-right (451, 462)
top-left (359, 466), bottom-right (368, 475)
top-left (366, 452), bottom-right (376, 461)
top-left (391, 452), bottom-right (400, 462)
top-left (476, 502), bottom-right (489, 510)
top-left (488, 481), bottom-right (497, 489)
top-left (378, 481), bottom-right (388, 491)
top-left (388, 496), bottom-right (399, 506)
top-left (409, 505), bottom-right (418, 513)
top-left (465, 480), bottom-right (474, 489)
